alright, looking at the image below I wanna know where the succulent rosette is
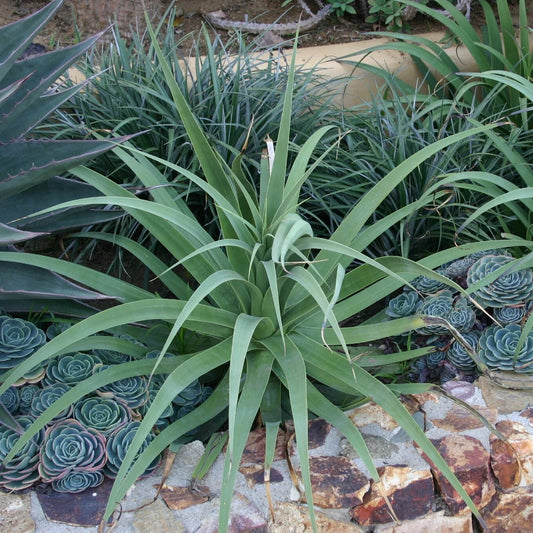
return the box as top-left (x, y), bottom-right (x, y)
top-left (0, 415), bottom-right (45, 490)
top-left (172, 379), bottom-right (213, 415)
top-left (479, 323), bottom-right (533, 372)
top-left (467, 254), bottom-right (533, 308)
top-left (0, 316), bottom-right (47, 369)
top-left (46, 322), bottom-right (74, 340)
top-left (92, 347), bottom-right (132, 365)
top-left (30, 383), bottom-right (72, 421)
top-left (43, 352), bottom-right (102, 386)
top-left (39, 419), bottom-right (107, 484)
top-left (445, 331), bottom-right (480, 373)
top-left (445, 256), bottom-right (477, 279)
top-left (416, 290), bottom-right (455, 335)
top-left (18, 384), bottom-right (40, 413)
top-left (96, 367), bottom-right (148, 409)
top-left (425, 351), bottom-right (447, 370)
top-left (385, 291), bottom-right (422, 319)
top-left (104, 422), bottom-right (160, 479)
top-left (493, 306), bottom-right (527, 325)
top-left (52, 470), bottom-right (104, 493)
top-left (447, 299), bottom-right (476, 333)
top-left (411, 268), bottom-right (451, 295)
top-left (73, 396), bottom-right (131, 436)
top-left (0, 386), bottom-right (20, 414)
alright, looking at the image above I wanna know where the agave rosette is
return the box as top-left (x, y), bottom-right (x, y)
top-left (73, 396), bottom-right (131, 436)
top-left (43, 352), bottom-right (102, 386)
top-left (478, 323), bottom-right (533, 372)
top-left (467, 254), bottom-right (533, 308)
top-left (104, 422), bottom-right (159, 479)
top-left (39, 419), bottom-right (107, 483)
top-left (0, 415), bottom-right (44, 490)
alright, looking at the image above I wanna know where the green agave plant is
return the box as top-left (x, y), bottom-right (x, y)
top-left (3, 18), bottom-right (531, 531)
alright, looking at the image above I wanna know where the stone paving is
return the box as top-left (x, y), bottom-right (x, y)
top-left (2, 376), bottom-right (533, 532)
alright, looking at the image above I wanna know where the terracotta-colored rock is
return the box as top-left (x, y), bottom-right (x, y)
top-left (269, 502), bottom-right (365, 532)
top-left (490, 420), bottom-right (533, 486)
top-left (156, 484), bottom-right (209, 510)
top-left (420, 434), bottom-right (496, 514)
top-left (430, 405), bottom-right (498, 432)
top-left (239, 464), bottom-right (285, 486)
top-left (285, 418), bottom-right (332, 450)
top-left (350, 466), bottom-right (434, 525)
top-left (239, 426), bottom-right (286, 465)
top-left (481, 487), bottom-right (533, 532)
top-left (490, 438), bottom-right (521, 489)
top-left (374, 510), bottom-right (473, 533)
top-left (299, 456), bottom-right (370, 508)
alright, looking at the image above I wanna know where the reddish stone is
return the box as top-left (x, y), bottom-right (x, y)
top-left (430, 405), bottom-right (498, 432)
top-left (350, 466), bottom-right (434, 525)
top-left (298, 456), bottom-right (370, 509)
top-left (490, 438), bottom-right (521, 489)
top-left (239, 464), bottom-right (284, 486)
top-left (481, 487), bottom-right (533, 532)
top-left (239, 426), bottom-right (286, 465)
top-left (420, 434), bottom-right (496, 514)
top-left (285, 418), bottom-right (332, 449)
top-left (374, 510), bottom-right (473, 533)
top-left (491, 420), bottom-right (533, 486)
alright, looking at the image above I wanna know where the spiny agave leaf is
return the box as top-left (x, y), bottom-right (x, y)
top-left (0, 137), bottom-right (133, 199)
top-left (0, 262), bottom-right (113, 301)
top-left (0, 0), bottom-right (63, 80)
top-left (0, 222), bottom-right (45, 245)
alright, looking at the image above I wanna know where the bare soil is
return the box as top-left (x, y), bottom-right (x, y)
top-left (1, 0), bottom-right (517, 54)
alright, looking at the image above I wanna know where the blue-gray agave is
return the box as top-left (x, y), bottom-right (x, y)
top-left (467, 255), bottom-right (533, 308)
top-left (478, 323), bottom-right (533, 372)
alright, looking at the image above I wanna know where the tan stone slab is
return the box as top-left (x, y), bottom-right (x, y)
top-left (477, 375), bottom-right (533, 414)
top-left (347, 401), bottom-right (416, 431)
top-left (430, 405), bottom-right (498, 432)
top-left (269, 502), bottom-right (364, 532)
top-left (156, 484), bottom-right (209, 510)
top-left (132, 498), bottom-right (185, 533)
top-left (374, 510), bottom-right (473, 533)
top-left (0, 492), bottom-right (35, 533)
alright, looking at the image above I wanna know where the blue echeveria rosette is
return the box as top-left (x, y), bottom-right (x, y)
top-left (446, 299), bottom-right (476, 333)
top-left (0, 316), bottom-right (47, 369)
top-left (104, 421), bottom-right (160, 479)
top-left (411, 268), bottom-right (451, 295)
top-left (467, 254), bottom-right (533, 308)
top-left (445, 331), bottom-right (480, 373)
top-left (385, 291), bottom-right (422, 319)
top-left (416, 290), bottom-right (454, 335)
top-left (52, 469), bottom-right (105, 493)
top-left (0, 415), bottom-right (44, 490)
top-left (73, 396), bottom-right (132, 436)
top-left (493, 306), bottom-right (527, 325)
top-left (39, 419), bottom-right (107, 483)
top-left (0, 386), bottom-right (20, 414)
top-left (30, 383), bottom-right (72, 421)
top-left (95, 367), bottom-right (149, 410)
top-left (478, 323), bottom-right (533, 372)
top-left (19, 384), bottom-right (40, 413)
top-left (43, 352), bottom-right (102, 386)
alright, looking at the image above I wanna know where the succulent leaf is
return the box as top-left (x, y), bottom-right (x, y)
top-left (73, 396), bottom-right (131, 436)
top-left (411, 267), bottom-right (451, 295)
top-left (43, 352), bottom-right (102, 386)
top-left (0, 315), bottom-right (46, 369)
top-left (29, 383), bottom-right (72, 421)
top-left (467, 254), bottom-right (533, 308)
top-left (52, 469), bottom-right (104, 493)
top-left (479, 323), bottom-right (533, 372)
top-left (386, 290), bottom-right (422, 318)
top-left (493, 306), bottom-right (527, 325)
